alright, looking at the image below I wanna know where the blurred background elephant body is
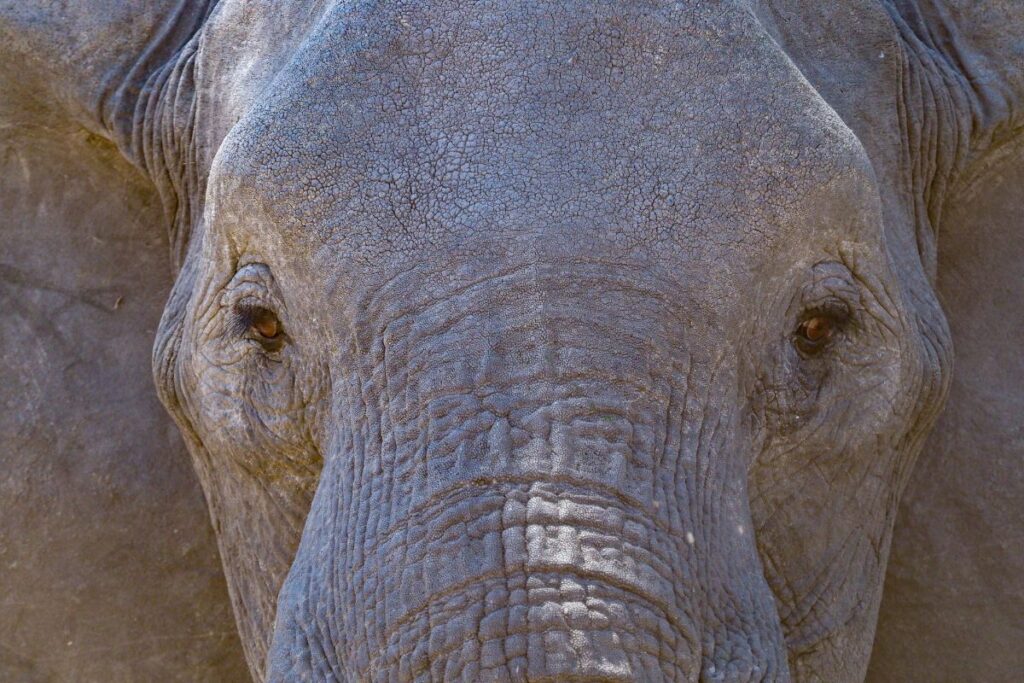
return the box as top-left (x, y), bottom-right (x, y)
top-left (1, 1), bottom-right (1021, 681)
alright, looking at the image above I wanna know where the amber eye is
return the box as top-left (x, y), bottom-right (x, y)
top-left (795, 315), bottom-right (836, 354)
top-left (233, 303), bottom-right (284, 349)
top-left (250, 307), bottom-right (281, 339)
top-left (802, 316), bottom-right (832, 342)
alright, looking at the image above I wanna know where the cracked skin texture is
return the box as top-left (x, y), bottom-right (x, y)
top-left (1, 0), bottom-right (1022, 681)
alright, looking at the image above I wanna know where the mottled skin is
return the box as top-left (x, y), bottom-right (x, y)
top-left (1, 1), bottom-right (1021, 682)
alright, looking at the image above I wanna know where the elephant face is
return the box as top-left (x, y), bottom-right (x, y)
top-left (155, 2), bottom-right (951, 680)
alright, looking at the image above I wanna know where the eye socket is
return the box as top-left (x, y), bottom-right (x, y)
top-left (234, 303), bottom-right (285, 350)
top-left (793, 306), bottom-right (848, 355)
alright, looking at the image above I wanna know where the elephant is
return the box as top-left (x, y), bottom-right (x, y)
top-left (1, 0), bottom-right (1022, 681)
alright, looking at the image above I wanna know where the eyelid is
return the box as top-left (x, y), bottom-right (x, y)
top-left (222, 262), bottom-right (274, 290)
top-left (219, 263), bottom-right (279, 308)
top-left (221, 283), bottom-right (270, 309)
top-left (800, 268), bottom-right (858, 316)
top-left (802, 296), bottom-right (851, 322)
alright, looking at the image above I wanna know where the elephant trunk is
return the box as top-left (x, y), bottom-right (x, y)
top-left (266, 264), bottom-right (790, 681)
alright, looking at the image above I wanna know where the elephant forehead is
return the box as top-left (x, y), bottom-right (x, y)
top-left (211, 0), bottom-right (871, 272)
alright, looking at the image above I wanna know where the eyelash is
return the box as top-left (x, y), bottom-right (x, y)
top-left (229, 302), bottom-right (261, 335)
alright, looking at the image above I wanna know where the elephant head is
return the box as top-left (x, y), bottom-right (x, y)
top-left (4, 0), bottom-right (1022, 681)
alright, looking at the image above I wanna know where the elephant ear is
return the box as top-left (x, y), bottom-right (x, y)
top-left (760, 1), bottom-right (1024, 679)
top-left (866, 3), bottom-right (1024, 680)
top-left (1, 0), bottom-right (218, 265)
top-left (0, 2), bottom-right (249, 680)
top-left (886, 0), bottom-right (1024, 149)
top-left (871, 113), bottom-right (1024, 683)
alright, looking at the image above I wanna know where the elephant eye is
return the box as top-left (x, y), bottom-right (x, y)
top-left (234, 303), bottom-right (285, 351)
top-left (795, 316), bottom-right (833, 351)
top-left (793, 302), bottom-right (849, 356)
top-left (251, 308), bottom-right (281, 339)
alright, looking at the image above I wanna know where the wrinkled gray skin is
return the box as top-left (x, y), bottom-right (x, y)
top-left (1, 1), bottom-right (1022, 681)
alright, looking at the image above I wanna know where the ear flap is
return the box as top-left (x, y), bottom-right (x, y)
top-left (0, 3), bottom-right (248, 680)
top-left (1, 1), bottom-right (217, 267)
top-left (883, 0), bottom-right (1024, 150)
top-left (759, 1), bottom-right (1024, 678)
top-left (871, 122), bottom-right (1024, 683)
top-left (761, 0), bottom-right (1023, 275)
top-left (0, 1), bottom-right (213, 151)
top-left (865, 3), bottom-right (1024, 680)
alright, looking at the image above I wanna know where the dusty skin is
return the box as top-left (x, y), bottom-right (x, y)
top-left (1, 2), bottom-right (1022, 682)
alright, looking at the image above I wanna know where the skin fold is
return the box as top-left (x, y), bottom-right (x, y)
top-left (1, 1), bottom-right (1021, 681)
